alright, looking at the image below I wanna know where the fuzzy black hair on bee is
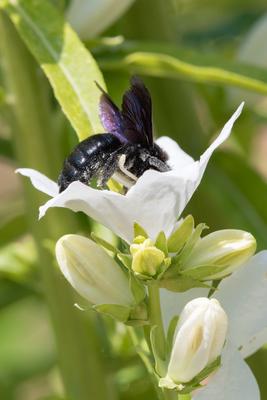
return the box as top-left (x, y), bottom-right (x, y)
top-left (58, 76), bottom-right (170, 193)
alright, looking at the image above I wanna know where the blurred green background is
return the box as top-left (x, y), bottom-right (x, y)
top-left (1, 0), bottom-right (267, 399)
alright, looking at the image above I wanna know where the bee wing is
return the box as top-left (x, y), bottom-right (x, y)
top-left (97, 82), bottom-right (127, 143)
top-left (121, 76), bottom-right (153, 147)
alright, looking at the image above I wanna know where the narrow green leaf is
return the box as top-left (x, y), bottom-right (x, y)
top-left (91, 232), bottom-right (118, 254)
top-left (150, 326), bottom-right (167, 376)
top-left (129, 274), bottom-right (146, 304)
top-left (117, 253), bottom-right (132, 270)
top-left (155, 231), bottom-right (168, 256)
top-left (166, 315), bottom-right (179, 353)
top-left (1, 0), bottom-right (105, 140)
top-left (94, 304), bottom-right (130, 322)
top-left (98, 40), bottom-right (267, 94)
top-left (178, 223), bottom-right (208, 264)
top-left (160, 276), bottom-right (211, 292)
top-left (133, 222), bottom-right (148, 239)
top-left (167, 215), bottom-right (194, 253)
top-left (180, 264), bottom-right (229, 281)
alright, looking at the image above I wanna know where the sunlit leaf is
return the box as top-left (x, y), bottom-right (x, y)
top-left (1, 0), bottom-right (106, 140)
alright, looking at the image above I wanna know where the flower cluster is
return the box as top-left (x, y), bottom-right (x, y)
top-left (17, 100), bottom-right (267, 400)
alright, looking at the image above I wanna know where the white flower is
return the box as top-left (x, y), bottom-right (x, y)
top-left (160, 250), bottom-right (267, 400)
top-left (56, 234), bottom-right (134, 306)
top-left (67, 0), bottom-right (135, 39)
top-left (163, 298), bottom-right (228, 385)
top-left (17, 103), bottom-right (243, 244)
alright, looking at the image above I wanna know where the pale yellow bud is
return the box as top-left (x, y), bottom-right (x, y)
top-left (130, 239), bottom-right (165, 276)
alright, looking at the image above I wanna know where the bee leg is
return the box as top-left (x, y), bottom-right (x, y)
top-left (147, 156), bottom-right (170, 172)
top-left (118, 154), bottom-right (138, 182)
top-left (96, 153), bottom-right (119, 188)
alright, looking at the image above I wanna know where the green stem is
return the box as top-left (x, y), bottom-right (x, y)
top-left (148, 283), bottom-right (166, 360)
top-left (0, 12), bottom-right (112, 400)
top-left (147, 284), bottom-right (179, 400)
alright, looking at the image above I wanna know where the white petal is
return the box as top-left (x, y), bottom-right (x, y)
top-left (39, 181), bottom-right (135, 242)
top-left (160, 288), bottom-right (209, 331)
top-left (215, 250), bottom-right (267, 358)
top-left (16, 168), bottom-right (59, 197)
top-left (156, 136), bottom-right (194, 170)
top-left (193, 344), bottom-right (260, 400)
top-left (199, 102), bottom-right (244, 175)
top-left (38, 169), bottom-right (199, 243)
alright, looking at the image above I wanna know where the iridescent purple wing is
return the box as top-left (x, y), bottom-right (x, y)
top-left (97, 82), bottom-right (127, 144)
top-left (121, 76), bottom-right (153, 147)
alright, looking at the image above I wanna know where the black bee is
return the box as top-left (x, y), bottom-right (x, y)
top-left (58, 77), bottom-right (170, 193)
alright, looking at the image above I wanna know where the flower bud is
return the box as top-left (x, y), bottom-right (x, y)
top-left (182, 229), bottom-right (256, 279)
top-left (166, 298), bottom-right (228, 384)
top-left (130, 238), bottom-right (165, 276)
top-left (56, 234), bottom-right (134, 306)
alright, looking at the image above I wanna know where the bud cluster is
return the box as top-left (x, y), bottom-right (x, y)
top-left (55, 216), bottom-right (257, 396)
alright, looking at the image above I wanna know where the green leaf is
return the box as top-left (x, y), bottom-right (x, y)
top-left (90, 232), bottom-right (118, 254)
top-left (1, 0), bottom-right (105, 140)
top-left (93, 303), bottom-right (130, 322)
top-left (180, 264), bottom-right (229, 281)
top-left (178, 223), bottom-right (208, 264)
top-left (167, 215), bottom-right (194, 253)
top-left (150, 326), bottom-right (167, 376)
top-left (166, 315), bottom-right (179, 353)
top-left (129, 274), bottom-right (146, 304)
top-left (133, 222), bottom-right (148, 239)
top-left (155, 231), bottom-right (168, 256)
top-left (160, 276), bottom-right (211, 292)
top-left (98, 40), bottom-right (267, 94)
top-left (117, 253), bottom-right (132, 270)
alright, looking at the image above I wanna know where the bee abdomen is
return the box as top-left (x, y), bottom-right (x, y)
top-left (58, 133), bottom-right (122, 192)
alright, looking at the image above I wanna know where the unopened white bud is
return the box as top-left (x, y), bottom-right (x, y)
top-left (183, 229), bottom-right (256, 279)
top-left (56, 234), bottom-right (134, 306)
top-left (166, 298), bottom-right (228, 384)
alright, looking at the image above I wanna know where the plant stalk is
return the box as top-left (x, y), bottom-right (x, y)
top-left (148, 283), bottom-right (166, 360)
top-left (0, 12), bottom-right (111, 400)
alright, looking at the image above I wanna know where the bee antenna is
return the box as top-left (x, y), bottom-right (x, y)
top-left (94, 80), bottom-right (106, 94)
